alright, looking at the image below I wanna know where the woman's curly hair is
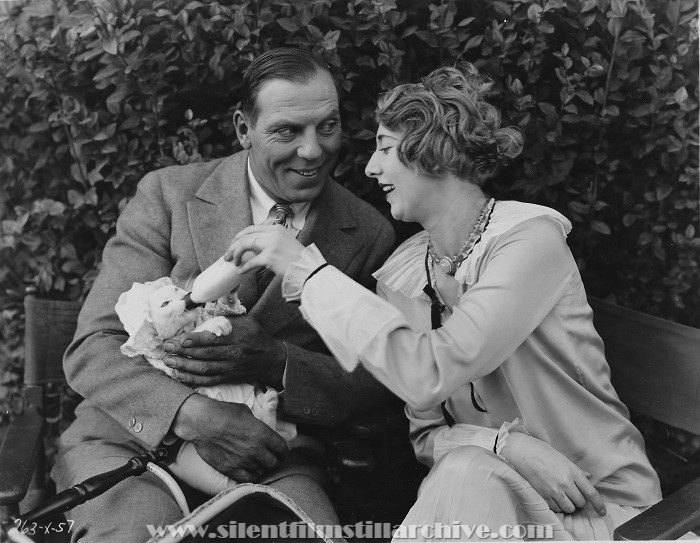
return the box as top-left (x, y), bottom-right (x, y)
top-left (376, 63), bottom-right (523, 186)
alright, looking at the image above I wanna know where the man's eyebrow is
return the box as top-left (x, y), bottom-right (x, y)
top-left (268, 110), bottom-right (341, 130)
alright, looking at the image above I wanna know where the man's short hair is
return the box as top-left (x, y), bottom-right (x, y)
top-left (240, 48), bottom-right (333, 126)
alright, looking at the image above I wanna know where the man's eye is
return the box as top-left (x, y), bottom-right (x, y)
top-left (319, 120), bottom-right (338, 134)
top-left (276, 128), bottom-right (295, 138)
top-left (161, 301), bottom-right (170, 307)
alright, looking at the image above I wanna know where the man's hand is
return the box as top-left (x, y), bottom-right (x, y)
top-left (500, 432), bottom-right (607, 517)
top-left (172, 394), bottom-right (288, 482)
top-left (163, 315), bottom-right (287, 389)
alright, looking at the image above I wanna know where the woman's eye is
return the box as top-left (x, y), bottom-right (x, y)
top-left (378, 147), bottom-right (391, 155)
top-left (161, 301), bottom-right (170, 307)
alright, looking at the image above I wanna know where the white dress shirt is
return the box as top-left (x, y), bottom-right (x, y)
top-left (247, 161), bottom-right (311, 230)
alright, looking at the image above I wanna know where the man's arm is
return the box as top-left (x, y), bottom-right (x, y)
top-left (162, 215), bottom-right (397, 426)
top-left (65, 171), bottom-right (195, 448)
top-left (65, 170), bottom-right (286, 476)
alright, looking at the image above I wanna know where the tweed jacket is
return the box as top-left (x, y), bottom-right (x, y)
top-left (61, 150), bottom-right (395, 450)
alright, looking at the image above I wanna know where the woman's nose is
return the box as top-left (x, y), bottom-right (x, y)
top-left (365, 151), bottom-right (381, 178)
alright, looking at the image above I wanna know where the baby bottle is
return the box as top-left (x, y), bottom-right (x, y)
top-left (183, 257), bottom-right (250, 309)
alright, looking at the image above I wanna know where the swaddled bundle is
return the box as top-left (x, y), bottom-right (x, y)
top-left (115, 277), bottom-right (296, 495)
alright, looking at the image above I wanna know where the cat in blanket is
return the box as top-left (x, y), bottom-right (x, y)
top-left (115, 277), bottom-right (296, 495)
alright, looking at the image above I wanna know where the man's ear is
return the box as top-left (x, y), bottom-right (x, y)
top-left (233, 110), bottom-right (252, 149)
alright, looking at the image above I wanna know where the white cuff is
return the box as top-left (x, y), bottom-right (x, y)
top-left (281, 244), bottom-right (327, 301)
top-left (495, 417), bottom-right (529, 462)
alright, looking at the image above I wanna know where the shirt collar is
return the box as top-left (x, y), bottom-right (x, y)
top-left (247, 160), bottom-right (311, 230)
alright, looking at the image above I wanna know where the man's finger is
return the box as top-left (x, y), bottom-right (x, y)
top-left (253, 447), bottom-right (283, 472)
top-left (170, 370), bottom-right (225, 387)
top-left (177, 345), bottom-right (233, 362)
top-left (574, 475), bottom-right (607, 516)
top-left (164, 356), bottom-right (229, 375)
top-left (169, 330), bottom-right (231, 349)
top-left (266, 433), bottom-right (289, 462)
top-left (229, 468), bottom-right (260, 484)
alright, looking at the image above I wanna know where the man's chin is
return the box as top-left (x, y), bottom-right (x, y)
top-left (282, 179), bottom-right (327, 203)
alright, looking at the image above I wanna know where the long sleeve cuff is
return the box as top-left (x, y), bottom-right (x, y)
top-left (432, 424), bottom-right (499, 464)
top-left (431, 417), bottom-right (527, 465)
top-left (282, 244), bottom-right (327, 302)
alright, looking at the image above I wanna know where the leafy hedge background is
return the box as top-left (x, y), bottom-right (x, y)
top-left (0, 0), bottom-right (698, 493)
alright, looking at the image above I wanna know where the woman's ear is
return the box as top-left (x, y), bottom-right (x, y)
top-left (233, 110), bottom-right (252, 149)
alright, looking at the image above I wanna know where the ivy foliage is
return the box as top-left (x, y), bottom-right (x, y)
top-left (0, 0), bottom-right (697, 353)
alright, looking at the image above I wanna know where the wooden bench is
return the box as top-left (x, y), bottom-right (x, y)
top-left (1, 295), bottom-right (699, 540)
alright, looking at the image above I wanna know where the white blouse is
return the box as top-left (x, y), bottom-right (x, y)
top-left (282, 201), bottom-right (661, 506)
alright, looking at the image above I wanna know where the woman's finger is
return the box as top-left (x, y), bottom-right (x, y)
top-left (236, 253), bottom-right (268, 275)
top-left (574, 474), bottom-right (607, 516)
top-left (553, 493), bottom-right (577, 514)
top-left (226, 234), bottom-right (259, 266)
top-left (566, 485), bottom-right (588, 509)
top-left (545, 497), bottom-right (563, 513)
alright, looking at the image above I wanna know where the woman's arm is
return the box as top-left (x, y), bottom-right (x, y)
top-left (228, 218), bottom-right (571, 409)
top-left (294, 218), bottom-right (573, 409)
top-left (407, 404), bottom-right (606, 516)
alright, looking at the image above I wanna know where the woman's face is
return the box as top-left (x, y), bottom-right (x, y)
top-left (365, 125), bottom-right (436, 223)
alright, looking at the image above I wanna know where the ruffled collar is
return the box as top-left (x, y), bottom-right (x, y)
top-left (373, 201), bottom-right (572, 300)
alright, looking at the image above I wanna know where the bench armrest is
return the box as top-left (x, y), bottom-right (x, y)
top-left (0, 386), bottom-right (45, 507)
top-left (614, 478), bottom-right (700, 540)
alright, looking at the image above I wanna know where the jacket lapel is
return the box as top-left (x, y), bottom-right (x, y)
top-left (186, 151), bottom-right (258, 307)
top-left (250, 180), bottom-right (362, 336)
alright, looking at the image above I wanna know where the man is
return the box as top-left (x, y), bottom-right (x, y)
top-left (52, 48), bottom-right (395, 542)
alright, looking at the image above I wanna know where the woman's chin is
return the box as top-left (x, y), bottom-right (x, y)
top-left (389, 203), bottom-right (404, 221)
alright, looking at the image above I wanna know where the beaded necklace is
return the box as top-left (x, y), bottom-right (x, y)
top-left (427, 198), bottom-right (496, 276)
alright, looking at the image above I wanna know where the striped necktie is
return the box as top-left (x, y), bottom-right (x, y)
top-left (272, 203), bottom-right (293, 227)
top-left (256, 204), bottom-right (294, 291)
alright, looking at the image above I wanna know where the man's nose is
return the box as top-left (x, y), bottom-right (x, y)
top-left (297, 131), bottom-right (323, 160)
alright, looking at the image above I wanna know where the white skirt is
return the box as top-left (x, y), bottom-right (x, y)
top-left (395, 445), bottom-right (647, 541)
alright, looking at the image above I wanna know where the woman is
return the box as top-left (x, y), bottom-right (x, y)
top-left (226, 64), bottom-right (661, 540)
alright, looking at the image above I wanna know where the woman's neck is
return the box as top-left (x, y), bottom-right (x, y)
top-left (422, 181), bottom-right (488, 258)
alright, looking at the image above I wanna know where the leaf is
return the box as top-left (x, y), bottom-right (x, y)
top-left (591, 220), bottom-right (611, 235)
top-left (538, 102), bottom-right (558, 120)
top-left (607, 16), bottom-right (621, 37)
top-left (656, 185), bottom-right (673, 201)
top-left (674, 86), bottom-right (688, 104)
top-left (581, 0), bottom-right (597, 12)
top-left (101, 35), bottom-right (118, 55)
top-left (575, 90), bottom-right (594, 105)
top-left (463, 35), bottom-right (483, 50)
top-left (353, 129), bottom-right (376, 140)
top-left (277, 18), bottom-right (300, 32)
top-left (527, 4), bottom-right (543, 23)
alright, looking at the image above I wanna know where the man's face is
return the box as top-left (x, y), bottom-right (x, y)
top-left (235, 70), bottom-right (342, 203)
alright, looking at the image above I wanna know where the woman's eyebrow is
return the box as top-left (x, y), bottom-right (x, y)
top-left (376, 134), bottom-right (398, 144)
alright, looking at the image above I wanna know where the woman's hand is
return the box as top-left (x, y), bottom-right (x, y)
top-left (500, 432), bottom-right (607, 517)
top-left (224, 224), bottom-right (305, 276)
